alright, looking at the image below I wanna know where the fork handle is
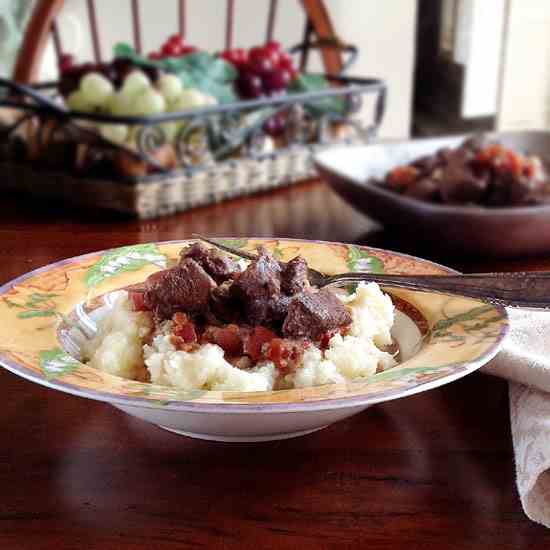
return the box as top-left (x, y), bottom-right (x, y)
top-left (324, 272), bottom-right (550, 309)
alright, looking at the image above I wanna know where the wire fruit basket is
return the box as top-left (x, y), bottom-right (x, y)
top-left (0, 72), bottom-right (385, 218)
top-left (0, 0), bottom-right (386, 218)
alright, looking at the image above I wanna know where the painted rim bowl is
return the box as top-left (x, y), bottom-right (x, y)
top-left (0, 239), bottom-right (509, 441)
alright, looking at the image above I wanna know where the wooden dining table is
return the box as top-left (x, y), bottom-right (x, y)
top-left (2, 180), bottom-right (550, 550)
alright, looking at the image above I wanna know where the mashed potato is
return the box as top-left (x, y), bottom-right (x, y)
top-left (144, 334), bottom-right (277, 392)
top-left (82, 294), bottom-right (152, 381)
top-left (85, 282), bottom-right (396, 391)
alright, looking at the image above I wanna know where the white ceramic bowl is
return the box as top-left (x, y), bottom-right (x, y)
top-left (0, 239), bottom-right (508, 441)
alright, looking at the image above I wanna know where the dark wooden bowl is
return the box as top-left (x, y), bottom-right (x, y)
top-left (314, 131), bottom-right (550, 257)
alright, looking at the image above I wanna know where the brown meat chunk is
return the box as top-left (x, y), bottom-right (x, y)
top-left (209, 280), bottom-right (239, 324)
top-left (231, 247), bottom-right (282, 302)
top-left (403, 178), bottom-right (440, 202)
top-left (282, 289), bottom-right (352, 341)
top-left (246, 295), bottom-right (291, 326)
top-left (143, 259), bottom-right (216, 320)
top-left (281, 256), bottom-right (309, 295)
top-left (180, 242), bottom-right (239, 284)
top-left (439, 150), bottom-right (489, 204)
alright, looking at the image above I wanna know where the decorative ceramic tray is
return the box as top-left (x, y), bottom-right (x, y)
top-left (0, 239), bottom-right (508, 441)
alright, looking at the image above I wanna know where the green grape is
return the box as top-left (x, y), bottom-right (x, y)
top-left (107, 92), bottom-right (136, 116)
top-left (158, 74), bottom-right (183, 102)
top-left (169, 88), bottom-right (207, 112)
top-left (161, 121), bottom-right (180, 142)
top-left (66, 90), bottom-right (94, 112)
top-left (99, 123), bottom-right (129, 143)
top-left (126, 125), bottom-right (140, 146)
top-left (203, 94), bottom-right (218, 107)
top-left (133, 88), bottom-right (166, 116)
top-left (121, 71), bottom-right (151, 98)
top-left (80, 72), bottom-right (114, 106)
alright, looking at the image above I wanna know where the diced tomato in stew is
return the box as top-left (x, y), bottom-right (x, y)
top-left (244, 326), bottom-right (277, 362)
top-left (387, 166), bottom-right (419, 189)
top-left (266, 338), bottom-right (304, 373)
top-left (172, 312), bottom-right (198, 344)
top-left (202, 324), bottom-right (243, 356)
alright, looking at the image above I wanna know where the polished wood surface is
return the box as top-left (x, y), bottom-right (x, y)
top-left (2, 181), bottom-right (550, 549)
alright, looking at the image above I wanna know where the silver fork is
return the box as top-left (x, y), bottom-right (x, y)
top-left (194, 235), bottom-right (550, 310)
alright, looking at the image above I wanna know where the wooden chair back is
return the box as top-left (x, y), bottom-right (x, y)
top-left (13, 0), bottom-right (345, 83)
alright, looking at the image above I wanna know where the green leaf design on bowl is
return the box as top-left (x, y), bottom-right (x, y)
top-left (346, 246), bottom-right (384, 273)
top-left (40, 348), bottom-right (81, 381)
top-left (217, 239), bottom-right (248, 249)
top-left (17, 310), bottom-right (57, 319)
top-left (432, 305), bottom-right (494, 333)
top-left (85, 244), bottom-right (167, 288)
top-left (430, 304), bottom-right (507, 344)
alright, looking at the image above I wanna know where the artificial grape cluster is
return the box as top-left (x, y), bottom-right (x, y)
top-left (65, 68), bottom-right (216, 145)
top-left (59, 56), bottom-right (160, 98)
top-left (57, 38), bottom-right (302, 156)
top-left (222, 41), bottom-right (298, 99)
top-left (149, 34), bottom-right (197, 60)
top-left (221, 41), bottom-right (299, 137)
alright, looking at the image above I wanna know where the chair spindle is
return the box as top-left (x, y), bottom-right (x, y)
top-left (86, 0), bottom-right (102, 62)
top-left (51, 20), bottom-right (63, 66)
top-left (266, 0), bottom-right (278, 42)
top-left (179, 0), bottom-right (186, 38)
top-left (131, 0), bottom-right (143, 54)
top-left (225, 0), bottom-right (235, 50)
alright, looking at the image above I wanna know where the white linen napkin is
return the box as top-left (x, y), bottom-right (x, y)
top-left (482, 309), bottom-right (550, 528)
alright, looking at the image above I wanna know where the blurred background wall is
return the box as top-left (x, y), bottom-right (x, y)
top-left (10, 1), bottom-right (548, 140)
top-left (36, 0), bottom-right (418, 140)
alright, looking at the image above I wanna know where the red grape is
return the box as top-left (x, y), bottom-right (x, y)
top-left (262, 68), bottom-right (291, 93)
top-left (278, 56), bottom-right (298, 81)
top-left (100, 64), bottom-right (118, 84)
top-left (221, 50), bottom-right (238, 65)
top-left (278, 52), bottom-right (295, 69)
top-left (263, 112), bottom-right (286, 137)
top-left (249, 46), bottom-right (280, 70)
top-left (168, 34), bottom-right (184, 46)
top-left (262, 46), bottom-right (280, 67)
top-left (265, 41), bottom-right (282, 52)
top-left (248, 57), bottom-right (274, 76)
top-left (222, 48), bottom-right (249, 67)
top-left (59, 54), bottom-right (74, 73)
top-left (162, 42), bottom-right (182, 57)
top-left (249, 46), bottom-right (266, 63)
top-left (236, 48), bottom-right (248, 64)
top-left (231, 42), bottom-right (301, 100)
top-left (237, 72), bottom-right (264, 99)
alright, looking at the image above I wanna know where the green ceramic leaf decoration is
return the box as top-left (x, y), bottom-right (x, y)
top-left (431, 305), bottom-right (495, 333)
top-left (17, 310), bottom-right (57, 319)
top-left (24, 293), bottom-right (59, 308)
top-left (272, 246), bottom-right (284, 260)
top-left (40, 348), bottom-right (81, 381)
top-left (346, 246), bottom-right (384, 273)
top-left (3, 298), bottom-right (23, 309)
top-left (217, 239), bottom-right (248, 249)
top-left (85, 244), bottom-right (167, 288)
top-left (369, 365), bottom-right (445, 384)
